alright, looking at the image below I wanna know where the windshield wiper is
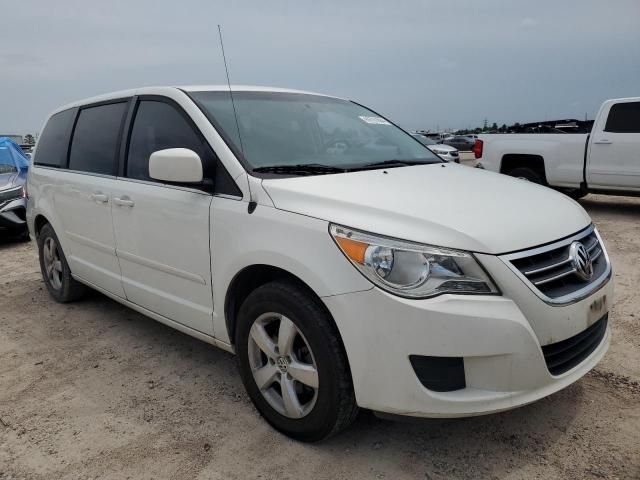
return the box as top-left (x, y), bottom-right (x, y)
top-left (357, 159), bottom-right (441, 170)
top-left (253, 159), bottom-right (441, 176)
top-left (253, 164), bottom-right (347, 175)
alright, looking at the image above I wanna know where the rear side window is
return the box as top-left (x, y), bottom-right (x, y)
top-left (34, 109), bottom-right (75, 167)
top-left (604, 102), bottom-right (640, 133)
top-left (127, 100), bottom-right (211, 180)
top-left (69, 102), bottom-right (127, 175)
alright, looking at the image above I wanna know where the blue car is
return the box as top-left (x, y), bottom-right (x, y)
top-left (0, 137), bottom-right (29, 237)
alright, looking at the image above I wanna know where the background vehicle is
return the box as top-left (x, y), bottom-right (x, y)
top-left (507, 119), bottom-right (594, 134)
top-left (418, 132), bottom-right (454, 142)
top-left (411, 133), bottom-right (460, 162)
top-left (475, 97), bottom-right (640, 197)
top-left (0, 137), bottom-right (29, 237)
top-left (442, 135), bottom-right (475, 151)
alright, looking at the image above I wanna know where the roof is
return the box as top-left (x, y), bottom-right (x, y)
top-left (178, 85), bottom-right (333, 97)
top-left (50, 85), bottom-right (341, 117)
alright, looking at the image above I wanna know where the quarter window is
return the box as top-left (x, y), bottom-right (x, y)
top-left (127, 100), bottom-right (211, 181)
top-left (604, 102), bottom-right (640, 133)
top-left (69, 102), bottom-right (127, 174)
top-left (34, 109), bottom-right (75, 167)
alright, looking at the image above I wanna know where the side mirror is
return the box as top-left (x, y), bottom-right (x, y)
top-left (149, 148), bottom-right (203, 183)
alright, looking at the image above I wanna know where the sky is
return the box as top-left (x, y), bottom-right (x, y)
top-left (2, 0), bottom-right (639, 135)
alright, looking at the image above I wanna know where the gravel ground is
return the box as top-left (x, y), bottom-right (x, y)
top-left (1, 194), bottom-right (639, 480)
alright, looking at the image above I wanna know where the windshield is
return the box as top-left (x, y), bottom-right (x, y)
top-left (189, 91), bottom-right (441, 172)
top-left (0, 147), bottom-right (19, 174)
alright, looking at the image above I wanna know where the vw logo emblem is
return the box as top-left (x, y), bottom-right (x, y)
top-left (569, 241), bottom-right (593, 281)
top-left (276, 356), bottom-right (289, 373)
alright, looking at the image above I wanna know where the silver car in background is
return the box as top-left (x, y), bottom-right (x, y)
top-left (412, 133), bottom-right (460, 163)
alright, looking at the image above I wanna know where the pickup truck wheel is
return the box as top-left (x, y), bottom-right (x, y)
top-left (561, 188), bottom-right (588, 200)
top-left (506, 167), bottom-right (545, 185)
top-left (235, 280), bottom-right (358, 442)
top-left (37, 223), bottom-right (86, 303)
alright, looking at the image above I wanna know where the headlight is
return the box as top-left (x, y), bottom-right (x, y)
top-left (330, 224), bottom-right (499, 299)
top-left (433, 149), bottom-right (449, 155)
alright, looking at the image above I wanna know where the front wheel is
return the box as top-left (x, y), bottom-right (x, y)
top-left (235, 280), bottom-right (358, 442)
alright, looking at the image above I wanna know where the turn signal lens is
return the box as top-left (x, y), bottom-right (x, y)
top-left (335, 236), bottom-right (368, 264)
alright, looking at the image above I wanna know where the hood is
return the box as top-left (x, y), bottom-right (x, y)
top-left (261, 163), bottom-right (591, 254)
top-left (0, 171), bottom-right (22, 190)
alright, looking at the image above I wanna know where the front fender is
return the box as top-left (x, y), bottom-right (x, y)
top-left (210, 197), bottom-right (372, 343)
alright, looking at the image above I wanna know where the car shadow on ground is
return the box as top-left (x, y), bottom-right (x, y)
top-left (1, 234), bottom-right (593, 478)
top-left (320, 391), bottom-right (582, 477)
top-left (579, 195), bottom-right (640, 217)
top-left (66, 288), bottom-right (583, 479)
top-left (0, 233), bottom-right (30, 251)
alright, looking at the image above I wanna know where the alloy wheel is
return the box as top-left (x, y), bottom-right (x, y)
top-left (247, 312), bottom-right (319, 419)
top-left (43, 237), bottom-right (63, 290)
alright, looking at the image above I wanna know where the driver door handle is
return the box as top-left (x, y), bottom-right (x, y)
top-left (113, 196), bottom-right (135, 208)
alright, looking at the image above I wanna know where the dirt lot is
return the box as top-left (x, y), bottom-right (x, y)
top-left (1, 194), bottom-right (639, 480)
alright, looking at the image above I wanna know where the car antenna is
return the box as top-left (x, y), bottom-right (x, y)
top-left (218, 24), bottom-right (257, 214)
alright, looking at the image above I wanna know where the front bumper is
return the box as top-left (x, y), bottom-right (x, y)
top-left (322, 274), bottom-right (612, 418)
top-left (0, 197), bottom-right (27, 230)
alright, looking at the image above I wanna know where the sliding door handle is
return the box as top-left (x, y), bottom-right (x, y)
top-left (113, 196), bottom-right (135, 208)
top-left (91, 192), bottom-right (109, 204)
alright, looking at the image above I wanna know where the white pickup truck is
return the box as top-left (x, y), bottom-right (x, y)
top-left (474, 97), bottom-right (640, 198)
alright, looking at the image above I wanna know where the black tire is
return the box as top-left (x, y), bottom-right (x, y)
top-left (506, 167), bottom-right (545, 185)
top-left (37, 223), bottom-right (86, 303)
top-left (235, 280), bottom-right (358, 442)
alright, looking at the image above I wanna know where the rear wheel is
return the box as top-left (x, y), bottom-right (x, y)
top-left (506, 167), bottom-right (545, 185)
top-left (235, 280), bottom-right (358, 442)
top-left (37, 223), bottom-right (86, 303)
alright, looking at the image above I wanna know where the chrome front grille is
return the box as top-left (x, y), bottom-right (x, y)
top-left (501, 226), bottom-right (611, 305)
top-left (519, 232), bottom-right (602, 287)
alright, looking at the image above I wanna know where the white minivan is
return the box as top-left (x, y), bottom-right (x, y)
top-left (27, 86), bottom-right (612, 441)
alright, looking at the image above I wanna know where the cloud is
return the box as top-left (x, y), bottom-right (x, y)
top-left (1, 0), bottom-right (639, 133)
top-left (437, 59), bottom-right (459, 71)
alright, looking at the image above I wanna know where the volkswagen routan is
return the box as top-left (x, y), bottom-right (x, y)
top-left (27, 86), bottom-right (612, 441)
